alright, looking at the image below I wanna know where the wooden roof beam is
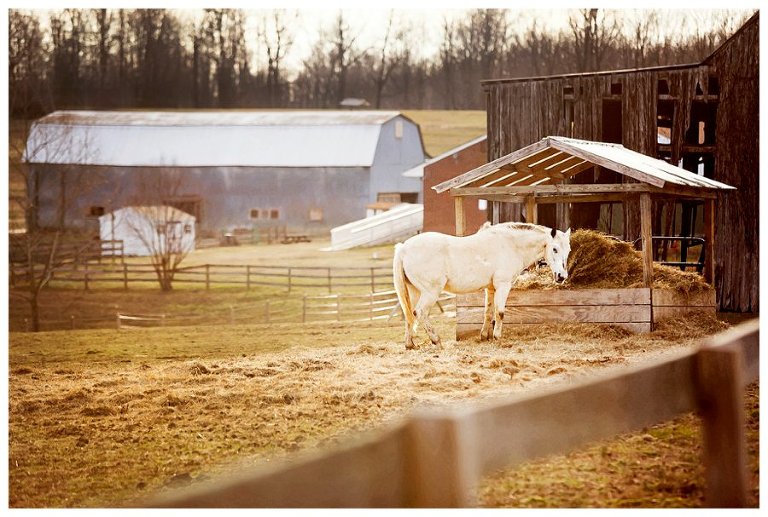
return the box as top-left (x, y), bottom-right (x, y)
top-left (433, 138), bottom-right (551, 192)
top-left (451, 183), bottom-right (718, 199)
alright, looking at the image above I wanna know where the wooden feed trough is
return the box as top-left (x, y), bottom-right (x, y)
top-left (432, 136), bottom-right (735, 338)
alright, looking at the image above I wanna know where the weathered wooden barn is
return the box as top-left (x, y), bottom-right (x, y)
top-left (479, 13), bottom-right (758, 312)
top-left (24, 110), bottom-right (426, 236)
top-left (403, 135), bottom-right (488, 235)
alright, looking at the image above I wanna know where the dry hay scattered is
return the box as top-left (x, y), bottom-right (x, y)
top-left (516, 229), bottom-right (711, 293)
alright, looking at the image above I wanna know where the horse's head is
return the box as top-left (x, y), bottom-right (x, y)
top-left (545, 227), bottom-right (571, 284)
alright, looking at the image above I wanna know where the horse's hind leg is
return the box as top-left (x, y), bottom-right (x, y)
top-left (480, 286), bottom-right (495, 341)
top-left (404, 285), bottom-right (419, 350)
top-left (414, 291), bottom-right (442, 347)
top-left (492, 282), bottom-right (513, 340)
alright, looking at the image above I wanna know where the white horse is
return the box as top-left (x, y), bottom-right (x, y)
top-left (393, 223), bottom-right (571, 349)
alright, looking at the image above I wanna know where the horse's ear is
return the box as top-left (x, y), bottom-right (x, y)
top-left (550, 227), bottom-right (557, 238)
top-left (565, 228), bottom-right (571, 237)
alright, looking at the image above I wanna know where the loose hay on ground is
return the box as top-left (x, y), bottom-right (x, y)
top-left (8, 312), bottom-right (755, 508)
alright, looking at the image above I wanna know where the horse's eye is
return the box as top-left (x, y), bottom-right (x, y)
top-left (553, 249), bottom-right (558, 254)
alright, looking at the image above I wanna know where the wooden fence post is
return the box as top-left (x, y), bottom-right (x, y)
top-left (246, 265), bottom-right (251, 290)
top-left (369, 292), bottom-right (374, 320)
top-left (370, 267), bottom-right (376, 292)
top-left (327, 267), bottom-right (332, 294)
top-left (116, 313), bottom-right (121, 329)
top-left (697, 344), bottom-right (748, 507)
top-left (84, 261), bottom-right (90, 291)
top-left (404, 412), bottom-right (478, 507)
top-left (161, 314), bottom-right (166, 327)
top-left (205, 265), bottom-right (211, 291)
top-left (288, 268), bottom-right (293, 294)
top-left (70, 315), bottom-right (75, 330)
top-left (123, 263), bottom-right (128, 290)
top-left (336, 294), bottom-right (341, 321)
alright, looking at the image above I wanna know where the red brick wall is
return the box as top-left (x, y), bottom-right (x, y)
top-left (423, 139), bottom-right (488, 235)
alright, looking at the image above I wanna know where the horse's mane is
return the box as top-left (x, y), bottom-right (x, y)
top-left (485, 222), bottom-right (550, 234)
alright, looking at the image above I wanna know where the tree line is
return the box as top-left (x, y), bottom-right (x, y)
top-left (9, 8), bottom-right (751, 117)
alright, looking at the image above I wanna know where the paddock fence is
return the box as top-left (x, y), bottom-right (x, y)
top-left (148, 319), bottom-right (759, 508)
top-left (17, 290), bottom-right (456, 332)
top-left (11, 262), bottom-right (395, 293)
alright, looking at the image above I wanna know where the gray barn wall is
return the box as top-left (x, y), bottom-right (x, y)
top-left (31, 164), bottom-right (371, 234)
top-left (369, 117), bottom-right (426, 203)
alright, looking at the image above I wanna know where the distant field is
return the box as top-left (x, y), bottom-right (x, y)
top-left (402, 110), bottom-right (486, 156)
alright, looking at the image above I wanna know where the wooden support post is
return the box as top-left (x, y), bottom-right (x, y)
top-left (703, 198), bottom-right (716, 285)
top-left (246, 265), bottom-right (251, 290)
top-left (288, 268), bottom-right (293, 294)
top-left (697, 344), bottom-right (748, 507)
top-left (123, 263), bottom-right (128, 290)
top-left (327, 267), bottom-right (332, 294)
top-left (116, 313), bottom-right (121, 330)
top-left (525, 196), bottom-right (538, 224)
top-left (70, 315), bottom-right (75, 330)
top-left (454, 197), bottom-right (466, 237)
top-left (491, 201), bottom-right (500, 225)
top-left (83, 261), bottom-right (89, 290)
top-left (404, 412), bottom-right (478, 507)
top-left (370, 267), bottom-right (376, 292)
top-left (639, 194), bottom-right (654, 288)
top-left (205, 264), bottom-right (210, 291)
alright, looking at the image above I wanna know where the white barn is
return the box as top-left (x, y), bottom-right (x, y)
top-left (99, 206), bottom-right (196, 257)
top-left (24, 110), bottom-right (427, 235)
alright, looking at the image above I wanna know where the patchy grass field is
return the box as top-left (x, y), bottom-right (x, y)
top-left (8, 313), bottom-right (758, 508)
top-left (402, 110), bottom-right (486, 156)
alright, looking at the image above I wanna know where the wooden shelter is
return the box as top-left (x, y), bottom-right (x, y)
top-left (434, 136), bottom-right (735, 288)
top-left (479, 13), bottom-right (758, 312)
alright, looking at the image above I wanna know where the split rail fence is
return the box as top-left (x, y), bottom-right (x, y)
top-left (21, 290), bottom-right (455, 332)
top-left (149, 319), bottom-right (759, 509)
top-left (11, 263), bottom-right (394, 293)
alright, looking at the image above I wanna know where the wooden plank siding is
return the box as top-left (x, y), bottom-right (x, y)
top-left (481, 14), bottom-right (759, 312)
top-left (455, 288), bottom-right (716, 340)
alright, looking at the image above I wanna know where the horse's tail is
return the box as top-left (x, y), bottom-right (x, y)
top-left (393, 243), bottom-right (416, 330)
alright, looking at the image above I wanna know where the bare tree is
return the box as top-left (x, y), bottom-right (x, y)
top-left (568, 8), bottom-right (622, 72)
top-left (257, 10), bottom-right (295, 107)
top-left (328, 11), bottom-right (362, 106)
top-left (126, 172), bottom-right (196, 291)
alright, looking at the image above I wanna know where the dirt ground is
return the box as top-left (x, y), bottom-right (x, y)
top-left (8, 312), bottom-right (757, 508)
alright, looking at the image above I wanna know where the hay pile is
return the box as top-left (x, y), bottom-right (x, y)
top-left (516, 229), bottom-right (711, 293)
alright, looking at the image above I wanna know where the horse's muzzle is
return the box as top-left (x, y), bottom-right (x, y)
top-left (555, 274), bottom-right (567, 284)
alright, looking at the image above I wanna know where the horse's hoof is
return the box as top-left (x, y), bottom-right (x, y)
top-left (405, 341), bottom-right (418, 350)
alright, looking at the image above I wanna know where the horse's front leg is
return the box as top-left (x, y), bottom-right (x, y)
top-left (492, 281), bottom-right (513, 340)
top-left (480, 286), bottom-right (495, 341)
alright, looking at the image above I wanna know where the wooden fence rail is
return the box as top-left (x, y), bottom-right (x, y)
top-left (12, 262), bottom-right (394, 293)
top-left (147, 319), bottom-right (759, 508)
top-left (16, 290), bottom-right (454, 332)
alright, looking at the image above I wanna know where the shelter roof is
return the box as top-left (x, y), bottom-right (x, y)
top-left (24, 110), bottom-right (412, 167)
top-left (433, 136), bottom-right (734, 199)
